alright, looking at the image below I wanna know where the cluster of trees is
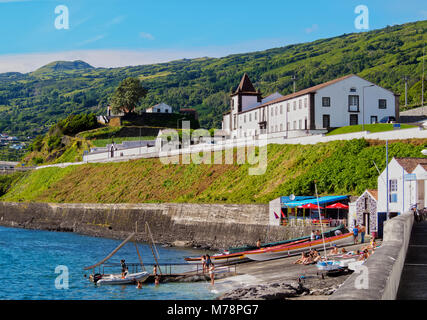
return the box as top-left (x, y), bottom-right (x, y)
top-left (0, 20), bottom-right (425, 137)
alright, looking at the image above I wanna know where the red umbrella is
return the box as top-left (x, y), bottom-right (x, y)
top-left (302, 203), bottom-right (324, 209)
top-left (325, 202), bottom-right (349, 209)
top-left (325, 202), bottom-right (349, 221)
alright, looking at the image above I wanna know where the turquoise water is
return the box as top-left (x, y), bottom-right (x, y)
top-left (0, 226), bottom-right (217, 300)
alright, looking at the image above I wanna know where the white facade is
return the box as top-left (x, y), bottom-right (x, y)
top-left (222, 74), bottom-right (398, 139)
top-left (377, 158), bottom-right (427, 215)
top-left (146, 103), bottom-right (173, 113)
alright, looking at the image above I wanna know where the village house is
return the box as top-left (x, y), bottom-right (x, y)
top-left (377, 157), bottom-right (427, 217)
top-left (222, 74), bottom-right (399, 138)
top-left (354, 189), bottom-right (378, 236)
top-left (145, 102), bottom-right (173, 113)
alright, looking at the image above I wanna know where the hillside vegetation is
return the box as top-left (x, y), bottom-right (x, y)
top-left (2, 139), bottom-right (426, 204)
top-left (0, 20), bottom-right (426, 137)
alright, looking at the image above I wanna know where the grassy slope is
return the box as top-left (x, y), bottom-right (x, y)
top-left (2, 139), bottom-right (426, 204)
top-left (326, 124), bottom-right (416, 135)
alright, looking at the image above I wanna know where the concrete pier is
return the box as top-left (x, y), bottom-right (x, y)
top-left (396, 220), bottom-right (427, 299)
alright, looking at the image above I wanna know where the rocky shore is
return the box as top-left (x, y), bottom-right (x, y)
top-left (215, 242), bottom-right (370, 300)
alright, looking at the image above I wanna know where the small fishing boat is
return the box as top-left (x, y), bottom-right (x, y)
top-left (227, 225), bottom-right (346, 254)
top-left (84, 230), bottom-right (151, 286)
top-left (184, 238), bottom-right (310, 265)
top-left (316, 260), bottom-right (342, 271)
top-left (94, 271), bottom-right (150, 286)
top-left (243, 232), bottom-right (353, 262)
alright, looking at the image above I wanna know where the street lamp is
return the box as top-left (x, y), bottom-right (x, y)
top-left (362, 84), bottom-right (375, 131)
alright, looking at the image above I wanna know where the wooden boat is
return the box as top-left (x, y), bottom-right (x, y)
top-left (227, 225), bottom-right (346, 254)
top-left (243, 232), bottom-right (353, 262)
top-left (184, 238), bottom-right (309, 265)
top-left (94, 271), bottom-right (150, 286)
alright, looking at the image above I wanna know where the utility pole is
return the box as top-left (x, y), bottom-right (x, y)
top-left (403, 76), bottom-right (409, 108)
top-left (422, 44), bottom-right (425, 115)
top-left (291, 75), bottom-right (297, 93)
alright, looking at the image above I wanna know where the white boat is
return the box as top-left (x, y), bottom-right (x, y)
top-left (316, 260), bottom-right (343, 271)
top-left (95, 271), bottom-right (150, 286)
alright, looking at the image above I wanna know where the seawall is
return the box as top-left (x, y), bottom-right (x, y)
top-left (331, 212), bottom-right (414, 300)
top-left (0, 202), bottom-right (314, 250)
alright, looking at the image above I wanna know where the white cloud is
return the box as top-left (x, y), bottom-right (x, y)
top-left (76, 34), bottom-right (107, 47)
top-left (139, 32), bottom-right (155, 40)
top-left (305, 24), bottom-right (319, 34)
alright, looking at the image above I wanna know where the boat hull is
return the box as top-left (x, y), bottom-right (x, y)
top-left (244, 233), bottom-right (353, 262)
top-left (185, 253), bottom-right (248, 265)
top-left (96, 271), bottom-right (150, 286)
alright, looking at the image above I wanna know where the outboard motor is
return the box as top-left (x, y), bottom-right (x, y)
top-left (93, 273), bottom-right (103, 284)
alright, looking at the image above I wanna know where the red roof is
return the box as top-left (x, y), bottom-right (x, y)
top-left (395, 158), bottom-right (427, 173)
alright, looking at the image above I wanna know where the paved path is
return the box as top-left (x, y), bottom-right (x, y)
top-left (397, 221), bottom-right (427, 300)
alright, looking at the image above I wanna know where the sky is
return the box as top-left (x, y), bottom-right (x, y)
top-left (0, 0), bottom-right (425, 73)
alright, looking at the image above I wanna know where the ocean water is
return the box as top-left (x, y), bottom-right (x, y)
top-left (0, 226), bottom-right (217, 300)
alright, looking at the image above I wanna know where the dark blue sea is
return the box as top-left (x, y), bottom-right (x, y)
top-left (0, 226), bottom-right (217, 300)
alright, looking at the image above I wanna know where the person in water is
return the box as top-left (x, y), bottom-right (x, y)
top-left (209, 264), bottom-right (215, 285)
top-left (201, 255), bottom-right (206, 273)
top-left (205, 254), bottom-right (212, 269)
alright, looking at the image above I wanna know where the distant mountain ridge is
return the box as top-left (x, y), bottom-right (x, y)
top-left (0, 20), bottom-right (426, 137)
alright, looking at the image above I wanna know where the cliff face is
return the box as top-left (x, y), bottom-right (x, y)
top-left (0, 202), bottom-right (313, 250)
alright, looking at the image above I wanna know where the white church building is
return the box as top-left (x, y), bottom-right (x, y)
top-left (222, 74), bottom-right (399, 138)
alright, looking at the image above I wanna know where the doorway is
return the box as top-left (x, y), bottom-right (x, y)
top-left (363, 212), bottom-right (370, 234)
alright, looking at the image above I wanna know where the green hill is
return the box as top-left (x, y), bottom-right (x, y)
top-left (0, 20), bottom-right (426, 137)
top-left (1, 139), bottom-right (426, 204)
top-left (32, 60), bottom-right (94, 75)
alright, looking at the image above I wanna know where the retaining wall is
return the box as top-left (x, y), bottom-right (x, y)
top-left (330, 212), bottom-right (414, 300)
top-left (0, 202), bottom-right (314, 250)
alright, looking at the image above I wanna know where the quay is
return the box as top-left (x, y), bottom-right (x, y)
top-left (397, 220), bottom-right (427, 299)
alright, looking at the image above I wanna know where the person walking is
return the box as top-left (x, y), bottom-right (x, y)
top-left (352, 225), bottom-right (359, 245)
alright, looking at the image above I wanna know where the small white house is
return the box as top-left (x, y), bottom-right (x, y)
top-left (145, 103), bottom-right (173, 113)
top-left (377, 157), bottom-right (427, 216)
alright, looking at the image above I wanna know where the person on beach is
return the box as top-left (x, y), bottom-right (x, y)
top-left (330, 245), bottom-right (339, 255)
top-left (315, 230), bottom-right (321, 240)
top-left (311, 250), bottom-right (322, 263)
top-left (360, 224), bottom-right (366, 244)
top-left (334, 229), bottom-right (342, 236)
top-left (340, 247), bottom-right (347, 254)
top-left (120, 259), bottom-right (128, 278)
top-left (352, 225), bottom-right (359, 244)
top-left (209, 264), bottom-right (215, 285)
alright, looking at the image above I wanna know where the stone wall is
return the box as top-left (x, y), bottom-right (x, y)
top-left (0, 202), bottom-right (315, 250)
top-left (355, 191), bottom-right (378, 234)
top-left (330, 212), bottom-right (414, 300)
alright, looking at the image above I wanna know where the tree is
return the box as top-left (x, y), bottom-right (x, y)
top-left (110, 77), bottom-right (147, 115)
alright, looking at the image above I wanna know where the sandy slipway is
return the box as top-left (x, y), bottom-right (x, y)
top-left (215, 242), bottom-right (370, 300)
